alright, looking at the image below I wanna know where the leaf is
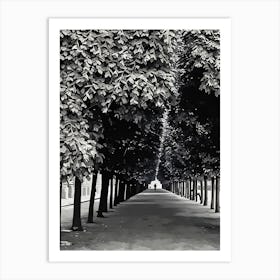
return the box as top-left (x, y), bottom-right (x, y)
top-left (130, 98), bottom-right (138, 105)
top-left (128, 77), bottom-right (134, 84)
top-left (105, 71), bottom-right (111, 78)
top-left (121, 96), bottom-right (128, 104)
top-left (97, 67), bottom-right (103, 75)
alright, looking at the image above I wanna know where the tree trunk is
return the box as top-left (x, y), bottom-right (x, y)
top-left (127, 184), bottom-right (131, 199)
top-left (118, 180), bottom-right (126, 202)
top-left (60, 180), bottom-right (62, 220)
top-left (190, 180), bottom-right (193, 200)
top-left (189, 180), bottom-right (191, 199)
top-left (114, 177), bottom-right (119, 206)
top-left (194, 179), bottom-right (198, 201)
top-left (133, 184), bottom-right (136, 196)
top-left (215, 176), bottom-right (220, 213)
top-left (125, 184), bottom-right (129, 200)
top-left (191, 179), bottom-right (194, 200)
top-left (71, 177), bottom-right (83, 231)
top-left (60, 180), bottom-right (62, 242)
top-left (210, 177), bottom-right (215, 209)
top-left (193, 180), bottom-right (195, 200)
top-left (136, 183), bottom-right (140, 194)
top-left (109, 176), bottom-right (113, 209)
top-left (188, 178), bottom-right (192, 200)
top-left (87, 172), bottom-right (98, 223)
top-left (143, 183), bottom-right (146, 191)
top-left (203, 176), bottom-right (208, 206)
top-left (200, 180), bottom-right (203, 204)
top-left (97, 171), bottom-right (110, 217)
top-left (187, 178), bottom-right (190, 199)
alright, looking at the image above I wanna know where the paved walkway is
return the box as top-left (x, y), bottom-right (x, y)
top-left (61, 189), bottom-right (220, 250)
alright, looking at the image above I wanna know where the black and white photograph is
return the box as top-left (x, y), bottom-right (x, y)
top-left (1, 0), bottom-right (280, 279)
top-left (53, 20), bottom-right (229, 256)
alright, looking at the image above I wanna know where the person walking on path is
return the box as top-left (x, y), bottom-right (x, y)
top-left (154, 183), bottom-right (157, 191)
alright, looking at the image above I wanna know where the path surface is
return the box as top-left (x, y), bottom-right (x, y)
top-left (61, 189), bottom-right (220, 250)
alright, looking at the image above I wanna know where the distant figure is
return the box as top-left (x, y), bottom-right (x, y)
top-left (148, 179), bottom-right (162, 190)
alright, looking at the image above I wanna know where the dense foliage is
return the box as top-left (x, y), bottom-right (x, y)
top-left (59, 28), bottom-right (222, 231)
top-left (60, 29), bottom-right (220, 185)
top-left (60, 29), bottom-right (181, 183)
top-left (179, 30), bottom-right (220, 96)
top-left (159, 30), bottom-right (220, 183)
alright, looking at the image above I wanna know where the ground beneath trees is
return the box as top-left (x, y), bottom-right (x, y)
top-left (61, 189), bottom-right (220, 250)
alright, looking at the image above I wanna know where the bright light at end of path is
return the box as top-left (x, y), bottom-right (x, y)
top-left (148, 179), bottom-right (162, 189)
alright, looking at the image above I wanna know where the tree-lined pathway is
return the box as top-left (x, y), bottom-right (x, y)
top-left (61, 189), bottom-right (219, 250)
top-left (59, 29), bottom-right (221, 242)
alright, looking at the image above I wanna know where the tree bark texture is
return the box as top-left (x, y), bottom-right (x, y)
top-left (210, 177), bottom-right (215, 209)
top-left (109, 176), bottom-right (113, 209)
top-left (87, 172), bottom-right (98, 223)
top-left (118, 180), bottom-right (126, 202)
top-left (200, 180), bottom-right (203, 204)
top-left (203, 176), bottom-right (208, 206)
top-left (194, 179), bottom-right (198, 201)
top-left (114, 177), bottom-right (119, 206)
top-left (97, 172), bottom-right (110, 216)
top-left (215, 176), bottom-right (220, 213)
top-left (71, 177), bottom-right (83, 231)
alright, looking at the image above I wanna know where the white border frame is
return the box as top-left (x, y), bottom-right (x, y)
top-left (49, 18), bottom-right (231, 262)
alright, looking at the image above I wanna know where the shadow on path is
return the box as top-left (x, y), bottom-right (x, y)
top-left (61, 189), bottom-right (220, 250)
